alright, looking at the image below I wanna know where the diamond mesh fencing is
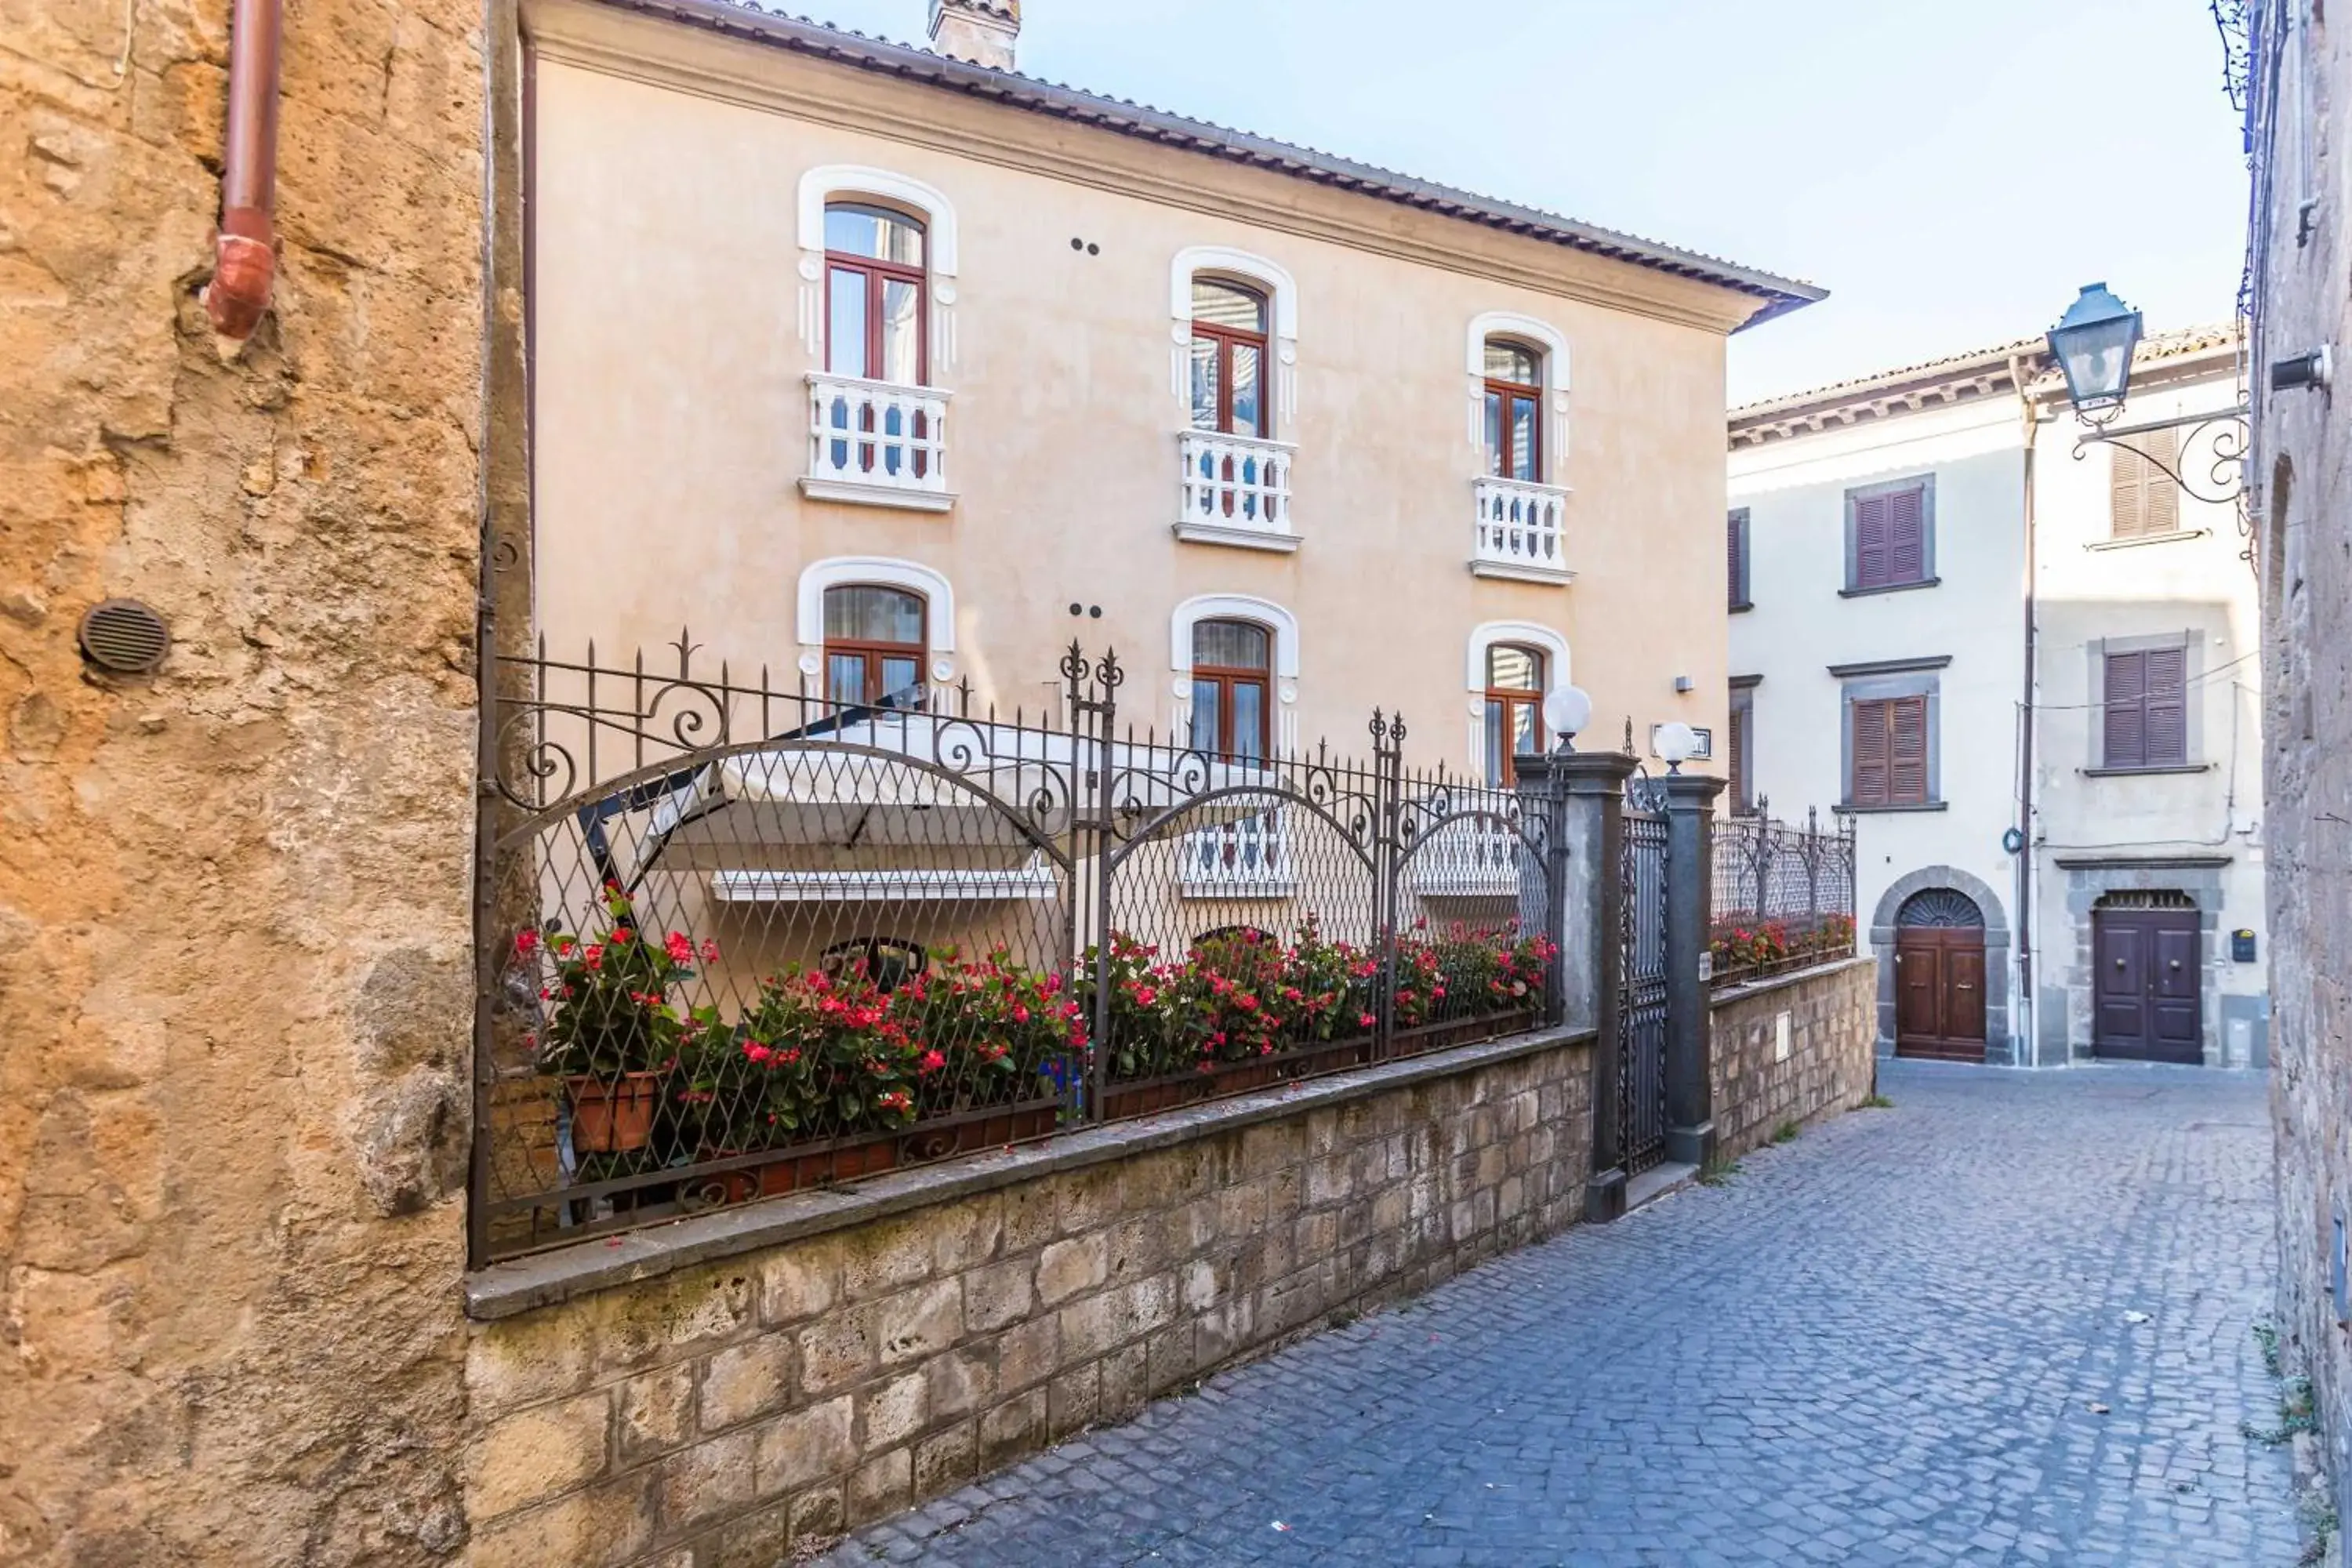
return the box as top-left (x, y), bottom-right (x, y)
top-left (1709, 800), bottom-right (1859, 987)
top-left (474, 641), bottom-right (1563, 1261)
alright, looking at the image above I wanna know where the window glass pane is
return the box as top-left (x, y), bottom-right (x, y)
top-left (1230, 681), bottom-right (1266, 762)
top-left (1484, 390), bottom-right (1504, 477)
top-left (825, 585), bottom-right (925, 644)
top-left (1191, 279), bottom-right (1266, 333)
top-left (1189, 681), bottom-right (1221, 753)
top-left (1509, 394), bottom-right (1537, 481)
top-left (827, 267), bottom-right (869, 379)
top-left (879, 656), bottom-right (923, 706)
top-left (1193, 619), bottom-right (1270, 670)
top-left (880, 278), bottom-right (922, 384)
top-left (1229, 343), bottom-right (1263, 436)
top-left (1488, 644), bottom-right (1541, 691)
top-left (1510, 699), bottom-right (1537, 757)
top-left (1189, 337), bottom-right (1221, 431)
top-left (1484, 339), bottom-right (1541, 386)
top-left (825, 203), bottom-right (924, 266)
top-left (1483, 699), bottom-right (1507, 787)
top-left (826, 652), bottom-right (866, 707)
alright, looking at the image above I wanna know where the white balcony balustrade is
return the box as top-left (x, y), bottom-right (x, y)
top-left (803, 374), bottom-right (954, 512)
top-left (1176, 431), bottom-right (1298, 551)
top-left (1470, 477), bottom-right (1573, 583)
top-left (1404, 815), bottom-right (1527, 897)
top-left (1179, 811), bottom-right (1294, 897)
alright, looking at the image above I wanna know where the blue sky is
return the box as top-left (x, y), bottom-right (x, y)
top-left (786, 0), bottom-right (2249, 401)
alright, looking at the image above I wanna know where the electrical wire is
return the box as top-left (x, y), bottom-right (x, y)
top-left (2029, 649), bottom-right (2258, 711)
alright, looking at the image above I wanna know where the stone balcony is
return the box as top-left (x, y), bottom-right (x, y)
top-left (1471, 477), bottom-right (1573, 583)
top-left (803, 373), bottom-right (954, 512)
top-left (1176, 430), bottom-right (1298, 552)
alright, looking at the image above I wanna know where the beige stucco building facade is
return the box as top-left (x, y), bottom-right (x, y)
top-left (524, 0), bottom-right (1818, 777)
top-left (1729, 329), bottom-right (2267, 1069)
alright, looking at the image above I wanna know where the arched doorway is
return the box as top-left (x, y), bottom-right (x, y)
top-left (1895, 887), bottom-right (1987, 1061)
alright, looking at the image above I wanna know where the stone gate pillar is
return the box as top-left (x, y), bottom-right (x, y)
top-left (1516, 747), bottom-right (1637, 1221)
top-left (1663, 771), bottom-right (1729, 1171)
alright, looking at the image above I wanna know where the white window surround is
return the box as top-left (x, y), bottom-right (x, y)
top-left (1169, 593), bottom-right (1301, 751)
top-left (794, 556), bottom-right (958, 685)
top-left (1170, 246), bottom-right (1299, 426)
top-left (1465, 621), bottom-right (1570, 775)
top-left (1465, 310), bottom-right (1572, 474)
top-left (797, 165), bottom-right (962, 372)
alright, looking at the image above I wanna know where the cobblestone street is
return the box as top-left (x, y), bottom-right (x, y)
top-left (817, 1062), bottom-right (2303, 1566)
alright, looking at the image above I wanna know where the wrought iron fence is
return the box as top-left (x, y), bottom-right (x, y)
top-left (472, 635), bottom-right (1562, 1262)
top-left (1709, 799), bottom-right (1858, 988)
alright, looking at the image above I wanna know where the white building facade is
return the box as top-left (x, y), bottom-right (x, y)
top-left (1728, 328), bottom-right (2267, 1069)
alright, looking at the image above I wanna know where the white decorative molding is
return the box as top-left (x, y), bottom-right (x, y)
top-left (804, 373), bottom-right (954, 511)
top-left (1170, 245), bottom-right (1301, 425)
top-left (1465, 310), bottom-right (1573, 477)
top-left (797, 164), bottom-right (962, 370)
top-left (1174, 430), bottom-right (1297, 551)
top-left (795, 555), bottom-right (958, 655)
top-left (1468, 477), bottom-right (1573, 583)
top-left (1464, 621), bottom-right (1570, 691)
top-left (1169, 593), bottom-right (1301, 678)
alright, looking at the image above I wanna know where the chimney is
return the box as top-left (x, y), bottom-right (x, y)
top-left (928, 0), bottom-right (1018, 71)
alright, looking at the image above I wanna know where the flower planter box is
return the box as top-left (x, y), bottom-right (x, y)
top-left (898, 1102), bottom-right (1062, 1163)
top-left (564, 1072), bottom-right (664, 1153)
top-left (1101, 1036), bottom-right (1374, 1122)
top-left (695, 1131), bottom-right (903, 1206)
top-left (1388, 1010), bottom-right (1537, 1060)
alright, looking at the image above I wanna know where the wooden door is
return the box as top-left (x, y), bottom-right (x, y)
top-left (2094, 910), bottom-right (2202, 1063)
top-left (1894, 927), bottom-right (1987, 1062)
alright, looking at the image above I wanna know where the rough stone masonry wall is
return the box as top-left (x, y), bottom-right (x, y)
top-left (462, 1035), bottom-right (1595, 1567)
top-left (1, 0), bottom-right (488, 1562)
top-left (1708, 956), bottom-right (1878, 1163)
top-left (2251, 0), bottom-right (2352, 1548)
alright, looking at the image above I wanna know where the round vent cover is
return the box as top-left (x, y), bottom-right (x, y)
top-left (77, 599), bottom-right (171, 677)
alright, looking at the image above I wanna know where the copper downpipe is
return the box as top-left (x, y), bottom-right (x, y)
top-left (202, 0), bottom-right (283, 339)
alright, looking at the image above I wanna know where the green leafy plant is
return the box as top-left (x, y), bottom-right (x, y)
top-left (524, 882), bottom-right (714, 1080)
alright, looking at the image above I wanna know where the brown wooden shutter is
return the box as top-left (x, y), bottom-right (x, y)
top-left (1889, 695), bottom-right (1929, 803)
top-left (2103, 649), bottom-right (2147, 767)
top-left (1729, 697), bottom-right (1751, 810)
top-left (1886, 485), bottom-right (1927, 584)
top-left (1850, 698), bottom-right (1890, 805)
top-left (1853, 495), bottom-right (1890, 589)
top-left (1727, 510), bottom-right (1750, 607)
top-left (2143, 645), bottom-right (2187, 765)
top-left (2110, 430), bottom-right (2182, 539)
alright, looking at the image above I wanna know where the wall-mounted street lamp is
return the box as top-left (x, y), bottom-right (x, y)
top-left (2049, 281), bottom-right (2248, 507)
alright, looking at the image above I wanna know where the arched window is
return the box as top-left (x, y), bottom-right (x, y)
top-left (1190, 619), bottom-right (1272, 761)
top-left (1483, 644), bottom-right (1547, 786)
top-left (826, 202), bottom-right (927, 385)
top-left (1483, 339), bottom-right (1543, 481)
top-left (823, 584), bottom-right (927, 710)
top-left (1189, 278), bottom-right (1271, 437)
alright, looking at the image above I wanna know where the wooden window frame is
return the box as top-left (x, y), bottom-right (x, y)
top-left (2101, 645), bottom-right (2189, 769)
top-left (1482, 644), bottom-right (1548, 787)
top-left (822, 586), bottom-right (929, 710)
top-left (1847, 694), bottom-right (1931, 808)
top-left (825, 203), bottom-right (929, 387)
top-left (1843, 476), bottom-right (1935, 595)
top-left (1191, 280), bottom-right (1272, 438)
top-left (1190, 619), bottom-right (1273, 759)
top-left (1483, 340), bottom-right (1544, 482)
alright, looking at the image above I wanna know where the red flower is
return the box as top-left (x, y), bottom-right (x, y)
top-left (611, 926), bottom-right (634, 944)
top-left (583, 944), bottom-right (604, 971)
top-left (1133, 985), bottom-right (1159, 1008)
top-left (877, 1090), bottom-right (913, 1114)
top-left (666, 931), bottom-right (695, 965)
top-left (514, 929), bottom-right (540, 956)
top-left (1012, 1004), bottom-right (1030, 1024)
top-left (917, 1049), bottom-right (947, 1076)
top-left (1359, 1012), bottom-right (1377, 1029)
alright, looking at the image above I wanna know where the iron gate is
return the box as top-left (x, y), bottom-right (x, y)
top-left (1618, 789), bottom-right (1670, 1174)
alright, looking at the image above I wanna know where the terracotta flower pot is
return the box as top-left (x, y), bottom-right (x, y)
top-left (566, 1072), bottom-right (662, 1152)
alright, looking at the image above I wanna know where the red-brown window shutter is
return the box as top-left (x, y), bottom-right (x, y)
top-left (2110, 430), bottom-right (2182, 540)
top-left (1889, 695), bottom-right (1929, 803)
top-left (1887, 487), bottom-right (1926, 583)
top-left (2103, 650), bottom-right (2147, 768)
top-left (1727, 510), bottom-right (1750, 607)
top-left (2143, 646), bottom-right (2187, 765)
top-left (1850, 698), bottom-right (1891, 805)
top-left (1853, 496), bottom-right (1890, 589)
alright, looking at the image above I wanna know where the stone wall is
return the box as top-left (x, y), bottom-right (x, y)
top-left (461, 1032), bottom-right (1595, 1566)
top-left (2249, 0), bottom-right (2352, 1551)
top-left (1, 0), bottom-right (488, 1561)
top-left (1709, 956), bottom-right (1878, 1161)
